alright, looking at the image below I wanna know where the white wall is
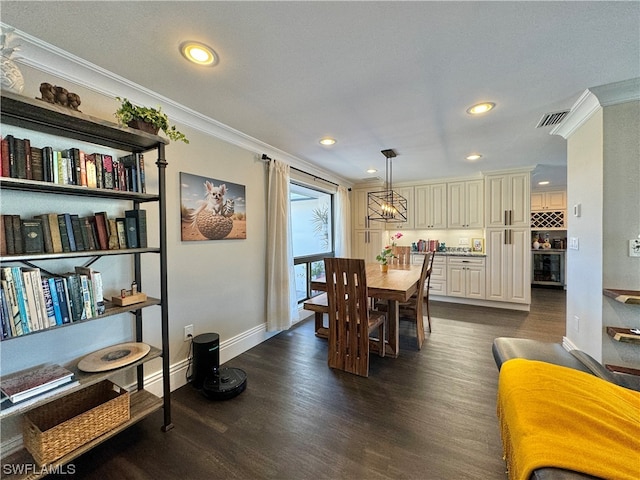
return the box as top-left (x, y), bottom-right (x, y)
top-left (565, 110), bottom-right (604, 358)
top-left (601, 101), bottom-right (640, 368)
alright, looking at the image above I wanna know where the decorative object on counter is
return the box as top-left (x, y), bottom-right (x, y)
top-left (38, 83), bottom-right (82, 111)
top-left (112, 283), bottom-right (147, 307)
top-left (390, 231), bottom-right (403, 246)
top-left (114, 97), bottom-right (189, 143)
top-left (1, 27), bottom-right (24, 94)
top-left (376, 246), bottom-right (395, 272)
top-left (533, 239), bottom-right (540, 249)
top-left (367, 149), bottom-right (407, 223)
top-left (472, 238), bottom-right (484, 253)
top-left (180, 172), bottom-right (246, 241)
top-left (438, 242), bottom-right (447, 252)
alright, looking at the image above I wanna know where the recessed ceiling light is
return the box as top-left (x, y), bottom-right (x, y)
top-left (466, 102), bottom-right (496, 115)
top-left (366, 168), bottom-right (378, 174)
top-left (180, 41), bottom-right (217, 66)
top-left (319, 137), bottom-right (336, 146)
top-left (466, 153), bottom-right (482, 161)
top-left (538, 181), bottom-right (550, 185)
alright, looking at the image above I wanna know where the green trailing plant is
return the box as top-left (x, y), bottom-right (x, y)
top-left (115, 97), bottom-right (189, 143)
top-left (310, 204), bottom-right (330, 250)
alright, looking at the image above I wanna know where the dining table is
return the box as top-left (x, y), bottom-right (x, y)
top-left (310, 262), bottom-right (422, 358)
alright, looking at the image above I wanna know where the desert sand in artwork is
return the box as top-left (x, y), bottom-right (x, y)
top-left (181, 219), bottom-right (247, 241)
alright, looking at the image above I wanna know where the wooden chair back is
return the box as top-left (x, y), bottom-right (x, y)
top-left (324, 257), bottom-right (386, 377)
top-left (390, 246), bottom-right (411, 265)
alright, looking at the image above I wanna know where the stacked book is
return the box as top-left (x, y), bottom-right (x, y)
top-left (0, 134), bottom-right (146, 193)
top-left (0, 363), bottom-right (77, 409)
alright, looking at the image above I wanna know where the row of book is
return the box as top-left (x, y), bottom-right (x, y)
top-left (0, 265), bottom-right (106, 340)
top-left (1, 134), bottom-right (146, 193)
top-left (1, 209), bottom-right (147, 256)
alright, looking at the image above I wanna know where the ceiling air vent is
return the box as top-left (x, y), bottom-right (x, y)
top-left (536, 110), bottom-right (569, 128)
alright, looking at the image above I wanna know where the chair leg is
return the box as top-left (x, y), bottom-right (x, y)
top-left (377, 320), bottom-right (385, 358)
top-left (425, 297), bottom-right (431, 333)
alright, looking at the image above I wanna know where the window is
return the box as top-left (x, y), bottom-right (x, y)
top-left (290, 183), bottom-right (333, 302)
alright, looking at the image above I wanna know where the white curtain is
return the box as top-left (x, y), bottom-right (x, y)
top-left (266, 159), bottom-right (299, 331)
top-left (334, 185), bottom-right (351, 257)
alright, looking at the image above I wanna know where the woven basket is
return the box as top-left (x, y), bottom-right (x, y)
top-left (23, 380), bottom-right (130, 466)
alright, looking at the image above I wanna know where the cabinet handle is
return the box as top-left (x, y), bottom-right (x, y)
top-left (509, 210), bottom-right (513, 226)
top-left (504, 210), bottom-right (508, 226)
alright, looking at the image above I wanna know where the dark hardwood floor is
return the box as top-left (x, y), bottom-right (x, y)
top-left (48, 287), bottom-right (566, 479)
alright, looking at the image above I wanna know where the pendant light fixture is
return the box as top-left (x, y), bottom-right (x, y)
top-left (367, 149), bottom-right (407, 223)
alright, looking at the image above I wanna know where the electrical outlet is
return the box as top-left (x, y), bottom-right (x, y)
top-left (459, 238), bottom-right (468, 245)
top-left (184, 324), bottom-right (194, 342)
top-left (629, 239), bottom-right (640, 257)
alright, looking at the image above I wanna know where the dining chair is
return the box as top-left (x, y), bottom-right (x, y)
top-left (390, 246), bottom-right (411, 266)
top-left (323, 257), bottom-right (386, 377)
top-left (376, 251), bottom-right (434, 349)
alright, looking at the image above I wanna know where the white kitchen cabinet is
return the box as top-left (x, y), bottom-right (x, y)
top-left (392, 186), bottom-right (414, 229)
top-left (447, 179), bottom-right (484, 228)
top-left (485, 228), bottom-right (531, 304)
top-left (412, 253), bottom-right (447, 295)
top-left (352, 229), bottom-right (383, 263)
top-left (415, 183), bottom-right (447, 229)
top-left (447, 257), bottom-right (485, 299)
top-left (531, 190), bottom-right (566, 211)
top-left (352, 188), bottom-right (384, 231)
top-left (485, 172), bottom-right (530, 228)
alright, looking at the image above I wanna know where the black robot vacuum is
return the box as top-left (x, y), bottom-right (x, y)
top-left (190, 333), bottom-right (247, 400)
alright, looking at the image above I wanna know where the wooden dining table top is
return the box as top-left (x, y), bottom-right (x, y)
top-left (311, 263), bottom-right (421, 302)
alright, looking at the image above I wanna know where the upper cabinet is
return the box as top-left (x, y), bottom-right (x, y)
top-left (352, 187), bottom-right (383, 231)
top-left (485, 172), bottom-right (530, 228)
top-left (414, 183), bottom-right (446, 230)
top-left (392, 186), bottom-right (415, 230)
top-left (447, 179), bottom-right (484, 229)
top-left (531, 190), bottom-right (566, 211)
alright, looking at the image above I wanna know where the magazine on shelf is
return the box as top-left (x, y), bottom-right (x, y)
top-left (0, 363), bottom-right (74, 404)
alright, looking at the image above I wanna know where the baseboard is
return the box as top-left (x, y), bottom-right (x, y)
top-left (430, 295), bottom-right (531, 312)
top-left (562, 336), bottom-right (579, 351)
top-left (0, 322), bottom-right (277, 458)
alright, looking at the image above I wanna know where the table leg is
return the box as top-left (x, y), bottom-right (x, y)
top-left (385, 299), bottom-right (399, 357)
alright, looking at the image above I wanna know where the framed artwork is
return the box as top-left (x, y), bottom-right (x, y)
top-left (180, 172), bottom-right (246, 241)
top-left (472, 238), bottom-right (484, 253)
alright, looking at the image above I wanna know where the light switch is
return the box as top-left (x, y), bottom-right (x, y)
top-left (573, 203), bottom-right (581, 217)
top-left (569, 237), bottom-right (579, 250)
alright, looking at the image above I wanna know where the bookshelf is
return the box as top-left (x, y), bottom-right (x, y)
top-left (0, 91), bottom-right (173, 478)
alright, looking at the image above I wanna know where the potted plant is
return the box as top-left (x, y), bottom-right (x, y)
top-left (114, 97), bottom-right (189, 143)
top-left (376, 246), bottom-right (395, 272)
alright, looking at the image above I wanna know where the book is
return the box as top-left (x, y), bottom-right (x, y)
top-left (0, 380), bottom-right (80, 413)
top-left (45, 277), bottom-right (63, 326)
top-left (107, 218), bottom-right (119, 250)
top-left (1, 269), bottom-right (22, 336)
top-left (116, 218), bottom-right (127, 249)
top-left (93, 212), bottom-right (109, 250)
top-left (21, 218), bottom-right (45, 254)
top-left (85, 153), bottom-right (97, 188)
top-left (3, 215), bottom-right (14, 255)
top-left (137, 153), bottom-right (146, 193)
top-left (0, 364), bottom-right (73, 404)
top-left (5, 135), bottom-right (16, 178)
top-left (53, 277), bottom-right (72, 324)
top-left (112, 159), bottom-right (120, 190)
top-left (80, 216), bottom-right (96, 250)
top-left (24, 139), bottom-right (32, 180)
top-left (102, 154), bottom-right (114, 189)
top-left (42, 146), bottom-right (54, 182)
top-left (62, 213), bottom-right (76, 251)
top-left (40, 276), bottom-right (57, 328)
top-left (70, 214), bottom-right (85, 251)
top-left (0, 215), bottom-right (4, 256)
top-left (74, 266), bottom-right (105, 316)
top-left (62, 273), bottom-right (86, 322)
top-left (95, 153), bottom-right (103, 189)
top-left (47, 212), bottom-right (63, 253)
top-left (0, 286), bottom-right (11, 339)
top-left (124, 216), bottom-right (138, 248)
top-left (21, 269), bottom-right (42, 331)
top-left (125, 209), bottom-right (147, 248)
top-left (1, 136), bottom-right (10, 177)
top-left (30, 146), bottom-right (44, 182)
top-left (77, 274), bottom-right (94, 319)
top-left (53, 150), bottom-right (61, 184)
top-left (33, 214), bottom-right (53, 253)
top-left (12, 215), bottom-right (23, 254)
top-left (78, 150), bottom-right (87, 187)
top-left (10, 267), bottom-right (30, 334)
top-left (14, 137), bottom-right (27, 179)
top-left (57, 214), bottom-right (72, 252)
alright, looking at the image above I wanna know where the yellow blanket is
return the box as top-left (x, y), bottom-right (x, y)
top-left (497, 358), bottom-right (640, 480)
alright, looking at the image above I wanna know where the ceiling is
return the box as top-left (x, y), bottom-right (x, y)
top-left (2, 1), bottom-right (639, 187)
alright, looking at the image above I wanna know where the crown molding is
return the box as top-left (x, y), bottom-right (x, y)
top-left (3, 23), bottom-right (352, 187)
top-left (550, 77), bottom-right (640, 139)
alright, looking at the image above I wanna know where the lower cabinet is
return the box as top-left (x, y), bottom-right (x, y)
top-left (447, 257), bottom-right (486, 299)
top-left (485, 228), bottom-right (531, 304)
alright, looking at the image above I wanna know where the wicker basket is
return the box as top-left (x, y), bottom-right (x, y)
top-left (23, 380), bottom-right (130, 466)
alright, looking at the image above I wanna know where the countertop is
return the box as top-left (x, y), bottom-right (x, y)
top-left (411, 251), bottom-right (487, 258)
